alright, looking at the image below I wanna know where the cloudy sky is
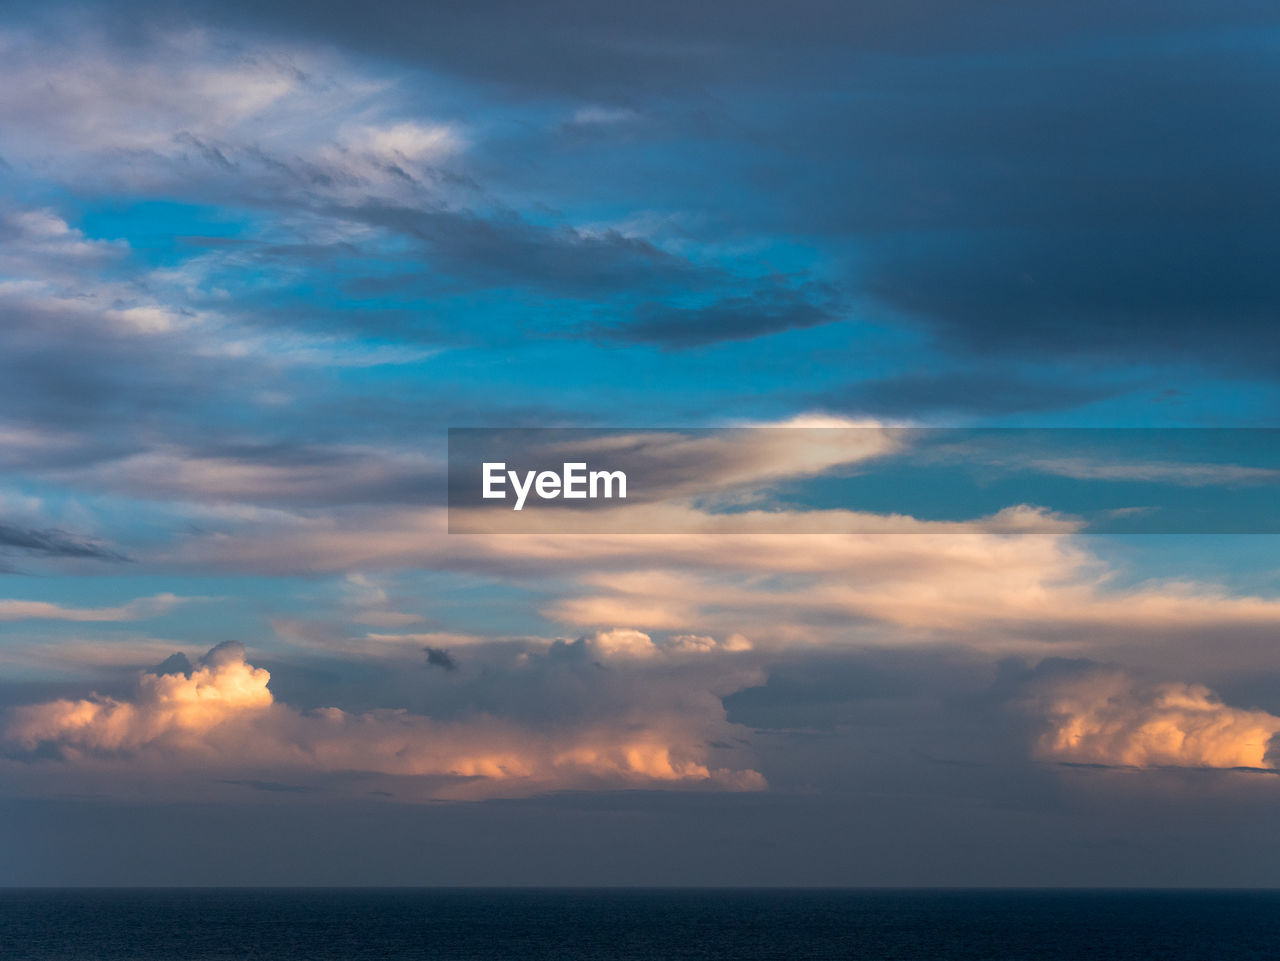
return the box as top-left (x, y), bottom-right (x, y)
top-left (3, 0), bottom-right (1280, 886)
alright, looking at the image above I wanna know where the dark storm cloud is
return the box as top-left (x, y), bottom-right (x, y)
top-left (773, 39), bottom-right (1280, 375)
top-left (863, 228), bottom-right (1280, 371)
top-left (106, 0), bottom-right (1280, 98)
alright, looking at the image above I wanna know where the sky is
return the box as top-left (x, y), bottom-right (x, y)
top-left (3, 0), bottom-right (1280, 886)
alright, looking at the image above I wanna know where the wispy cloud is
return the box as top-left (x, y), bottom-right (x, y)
top-left (0, 522), bottom-right (123, 561)
top-left (0, 593), bottom-right (191, 622)
top-left (1024, 456), bottom-right (1280, 487)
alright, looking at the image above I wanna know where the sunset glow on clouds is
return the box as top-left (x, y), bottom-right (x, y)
top-left (1033, 670), bottom-right (1280, 771)
top-left (2, 0), bottom-right (1280, 886)
top-left (5, 641), bottom-right (765, 799)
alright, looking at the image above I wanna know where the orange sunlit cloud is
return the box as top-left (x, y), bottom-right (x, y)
top-left (1034, 670), bottom-right (1280, 770)
top-left (4, 641), bottom-right (765, 800)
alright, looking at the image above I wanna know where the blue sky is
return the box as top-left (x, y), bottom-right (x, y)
top-left (3, 1), bottom-right (1280, 886)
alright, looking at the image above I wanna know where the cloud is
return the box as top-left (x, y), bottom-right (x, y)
top-left (576, 628), bottom-right (659, 660)
top-left (0, 24), bottom-right (847, 363)
top-left (143, 0), bottom-right (1273, 99)
top-left (0, 593), bottom-right (188, 622)
top-left (423, 647), bottom-right (458, 671)
top-left (449, 418), bottom-right (904, 519)
top-left (341, 120), bottom-right (462, 165)
top-left (0, 639), bottom-right (209, 677)
top-left (360, 631), bottom-right (497, 650)
top-left (1031, 666), bottom-right (1280, 770)
top-left (1021, 457), bottom-right (1280, 488)
top-left (0, 226), bottom-right (433, 465)
top-left (669, 633), bottom-right (751, 654)
top-left (0, 208), bottom-right (125, 269)
top-left (158, 492), bottom-right (1280, 659)
top-left (3, 4), bottom-right (1280, 868)
top-left (602, 287), bottom-right (839, 349)
top-left (543, 629), bottom-right (752, 663)
top-left (787, 34), bottom-right (1280, 380)
top-left (68, 443), bottom-right (444, 507)
top-left (0, 27), bottom-right (455, 205)
top-left (7, 641), bottom-right (271, 753)
top-left (336, 200), bottom-right (705, 299)
top-left (0, 522), bottom-right (123, 561)
top-left (4, 642), bottom-right (766, 799)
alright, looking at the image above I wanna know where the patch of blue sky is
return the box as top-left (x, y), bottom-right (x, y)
top-left (763, 428), bottom-right (1280, 531)
top-left (782, 467), bottom-right (1280, 533)
top-left (1084, 535), bottom-right (1280, 596)
top-left (77, 199), bottom-right (257, 269)
top-left (0, 572), bottom-right (297, 608)
top-left (412, 331), bottom-right (847, 427)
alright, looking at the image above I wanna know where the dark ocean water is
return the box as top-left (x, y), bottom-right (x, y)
top-left (2, 889), bottom-right (1279, 961)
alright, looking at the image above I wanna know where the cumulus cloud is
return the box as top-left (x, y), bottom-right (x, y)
top-left (552, 628), bottom-right (751, 661)
top-left (8, 641), bottom-right (271, 752)
top-left (4, 642), bottom-right (765, 799)
top-left (1032, 668), bottom-right (1280, 770)
top-left (669, 633), bottom-right (752, 654)
top-left (580, 628), bottom-right (659, 660)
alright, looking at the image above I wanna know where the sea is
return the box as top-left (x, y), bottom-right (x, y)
top-left (2, 888), bottom-right (1278, 960)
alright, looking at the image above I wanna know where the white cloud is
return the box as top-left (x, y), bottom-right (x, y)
top-left (583, 627), bottom-right (660, 659)
top-left (345, 120), bottom-right (463, 162)
top-left (0, 27), bottom-right (465, 204)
